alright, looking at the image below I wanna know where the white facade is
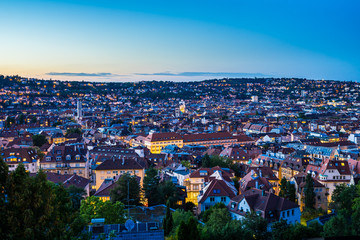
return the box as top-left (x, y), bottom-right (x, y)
top-left (199, 195), bottom-right (231, 212)
top-left (7, 161), bottom-right (38, 173)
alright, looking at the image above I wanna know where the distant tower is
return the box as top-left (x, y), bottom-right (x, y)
top-left (77, 99), bottom-right (82, 120)
top-left (179, 100), bottom-right (186, 113)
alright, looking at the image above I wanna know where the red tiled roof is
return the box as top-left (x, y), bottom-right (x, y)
top-left (198, 178), bottom-right (237, 203)
top-left (146, 132), bottom-right (182, 142)
top-left (182, 132), bottom-right (235, 143)
top-left (189, 166), bottom-right (234, 182)
top-left (95, 157), bottom-right (144, 170)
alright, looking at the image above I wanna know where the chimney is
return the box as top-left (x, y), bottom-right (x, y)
top-left (255, 180), bottom-right (259, 189)
top-left (251, 169), bottom-right (254, 176)
top-left (122, 158), bottom-right (125, 165)
top-left (259, 170), bottom-right (262, 177)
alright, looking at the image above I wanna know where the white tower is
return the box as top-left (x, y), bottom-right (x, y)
top-left (77, 99), bottom-right (82, 120)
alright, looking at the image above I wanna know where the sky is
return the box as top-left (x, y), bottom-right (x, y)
top-left (0, 0), bottom-right (359, 82)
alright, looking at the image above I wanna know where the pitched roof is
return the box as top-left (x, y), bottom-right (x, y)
top-left (183, 132), bottom-right (235, 143)
top-left (30, 172), bottom-right (90, 189)
top-left (189, 166), bottom-right (234, 182)
top-left (146, 132), bottom-right (182, 142)
top-left (198, 172), bottom-right (237, 203)
top-left (95, 157), bottom-right (144, 170)
top-left (228, 189), bottom-right (299, 221)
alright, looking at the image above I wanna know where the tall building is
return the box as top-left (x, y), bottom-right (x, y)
top-left (251, 95), bottom-right (258, 103)
top-left (77, 99), bottom-right (82, 120)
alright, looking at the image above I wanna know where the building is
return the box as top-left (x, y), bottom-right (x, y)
top-left (183, 166), bottom-right (235, 206)
top-left (144, 133), bottom-right (183, 154)
top-left (94, 157), bottom-right (145, 190)
top-left (33, 172), bottom-right (90, 196)
top-left (312, 159), bottom-right (351, 201)
top-left (227, 189), bottom-right (301, 225)
top-left (197, 170), bottom-right (237, 213)
top-left (239, 170), bottom-right (274, 194)
top-left (182, 132), bottom-right (237, 148)
top-left (1, 147), bottom-right (40, 173)
top-left (251, 95), bottom-right (258, 103)
top-left (292, 173), bottom-right (328, 211)
top-left (40, 145), bottom-right (89, 178)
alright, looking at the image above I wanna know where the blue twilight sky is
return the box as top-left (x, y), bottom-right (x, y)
top-left (0, 0), bottom-right (359, 82)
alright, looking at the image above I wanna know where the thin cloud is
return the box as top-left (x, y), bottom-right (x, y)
top-left (46, 72), bottom-right (114, 77)
top-left (134, 72), bottom-right (267, 77)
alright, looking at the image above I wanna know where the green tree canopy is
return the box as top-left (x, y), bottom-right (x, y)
top-left (80, 196), bottom-right (126, 224)
top-left (110, 173), bottom-right (141, 206)
top-left (1, 161), bottom-right (85, 239)
top-left (163, 201), bottom-right (174, 236)
top-left (304, 174), bottom-right (316, 210)
top-left (65, 128), bottom-right (82, 136)
top-left (243, 212), bottom-right (269, 240)
top-left (143, 167), bottom-right (160, 206)
top-left (32, 134), bottom-right (48, 147)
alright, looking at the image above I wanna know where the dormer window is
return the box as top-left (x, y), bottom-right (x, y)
top-left (75, 155), bottom-right (80, 161)
top-left (56, 156), bottom-right (62, 161)
top-left (46, 156), bottom-right (51, 161)
top-left (66, 155), bottom-right (71, 161)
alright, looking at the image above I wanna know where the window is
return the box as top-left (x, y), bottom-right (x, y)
top-left (292, 209), bottom-right (294, 216)
top-left (287, 211), bottom-right (289, 217)
top-left (107, 171), bottom-right (111, 174)
top-left (56, 156), bottom-right (61, 161)
top-left (75, 155), bottom-right (80, 161)
top-left (221, 197), bottom-right (226, 202)
top-left (210, 197), bottom-right (215, 202)
top-left (66, 155), bottom-right (71, 161)
top-left (282, 212), bottom-right (285, 218)
top-left (46, 157), bottom-right (51, 161)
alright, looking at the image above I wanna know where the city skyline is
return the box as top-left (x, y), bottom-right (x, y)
top-left (1, 0), bottom-right (359, 82)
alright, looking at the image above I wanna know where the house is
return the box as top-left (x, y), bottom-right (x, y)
top-left (292, 172), bottom-right (328, 211)
top-left (197, 170), bottom-right (237, 213)
top-left (1, 147), bottom-right (40, 173)
top-left (280, 155), bottom-right (310, 180)
top-left (162, 163), bottom-right (190, 186)
top-left (94, 157), bottom-right (145, 190)
top-left (51, 132), bottom-right (66, 144)
top-left (219, 145), bottom-right (250, 164)
top-left (183, 166), bottom-right (235, 205)
top-left (227, 189), bottom-right (301, 225)
top-left (40, 145), bottom-right (89, 178)
top-left (94, 174), bottom-right (141, 201)
top-left (38, 172), bottom-right (91, 197)
top-left (239, 170), bottom-right (274, 194)
top-left (247, 166), bottom-right (279, 193)
top-left (314, 159), bottom-right (351, 201)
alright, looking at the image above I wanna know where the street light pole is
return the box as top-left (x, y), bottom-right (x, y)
top-left (128, 179), bottom-right (130, 219)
